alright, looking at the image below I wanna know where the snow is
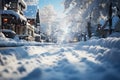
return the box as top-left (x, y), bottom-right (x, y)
top-left (0, 32), bottom-right (120, 80)
top-left (19, 0), bottom-right (27, 9)
top-left (1, 10), bottom-right (19, 19)
top-left (109, 32), bottom-right (120, 37)
top-left (0, 10), bottom-right (27, 21)
top-left (0, 32), bottom-right (5, 38)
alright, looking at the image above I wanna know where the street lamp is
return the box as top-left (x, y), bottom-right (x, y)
top-left (108, 2), bottom-right (112, 34)
top-left (87, 10), bottom-right (92, 39)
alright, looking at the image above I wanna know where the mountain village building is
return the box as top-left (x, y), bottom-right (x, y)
top-left (0, 0), bottom-right (34, 40)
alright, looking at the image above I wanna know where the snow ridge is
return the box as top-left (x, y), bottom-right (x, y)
top-left (0, 35), bottom-right (120, 80)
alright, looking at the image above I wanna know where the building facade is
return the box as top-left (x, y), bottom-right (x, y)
top-left (0, 0), bottom-right (34, 40)
top-left (35, 9), bottom-right (40, 34)
top-left (0, 0), bottom-right (3, 28)
top-left (0, 0), bottom-right (27, 34)
top-left (23, 4), bottom-right (37, 35)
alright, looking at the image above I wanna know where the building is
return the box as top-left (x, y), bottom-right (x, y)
top-left (0, 0), bottom-right (35, 41)
top-left (0, 0), bottom-right (3, 28)
top-left (35, 9), bottom-right (40, 34)
top-left (0, 0), bottom-right (27, 35)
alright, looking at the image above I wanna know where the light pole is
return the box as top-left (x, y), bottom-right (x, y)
top-left (108, 2), bottom-right (112, 34)
top-left (87, 11), bottom-right (92, 39)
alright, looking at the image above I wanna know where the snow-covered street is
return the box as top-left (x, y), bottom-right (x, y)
top-left (1, 0), bottom-right (120, 80)
top-left (0, 34), bottom-right (120, 80)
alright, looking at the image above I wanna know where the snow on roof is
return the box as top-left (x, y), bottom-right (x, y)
top-left (26, 22), bottom-right (35, 29)
top-left (19, 0), bottom-right (27, 9)
top-left (0, 32), bottom-right (5, 38)
top-left (17, 12), bottom-right (27, 21)
top-left (0, 29), bottom-right (16, 34)
top-left (0, 10), bottom-right (27, 21)
top-left (34, 33), bottom-right (40, 36)
top-left (0, 10), bottom-right (19, 19)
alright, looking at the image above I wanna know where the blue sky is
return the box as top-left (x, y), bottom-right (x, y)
top-left (24, 0), bottom-right (64, 18)
top-left (39, 0), bottom-right (64, 13)
top-left (24, 5), bottom-right (37, 18)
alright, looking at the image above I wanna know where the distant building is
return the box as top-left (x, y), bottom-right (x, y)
top-left (24, 4), bottom-right (38, 35)
top-left (35, 9), bottom-right (40, 34)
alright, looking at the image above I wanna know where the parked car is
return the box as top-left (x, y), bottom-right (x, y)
top-left (40, 33), bottom-right (49, 42)
top-left (18, 35), bottom-right (28, 40)
top-left (34, 34), bottom-right (41, 42)
top-left (18, 35), bottom-right (34, 41)
top-left (0, 29), bottom-right (16, 39)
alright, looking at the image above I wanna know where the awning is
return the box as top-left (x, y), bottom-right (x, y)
top-left (0, 10), bottom-right (27, 21)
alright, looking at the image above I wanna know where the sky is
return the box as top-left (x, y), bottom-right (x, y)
top-left (24, 0), bottom-right (65, 18)
top-left (24, 0), bottom-right (38, 18)
top-left (24, 5), bottom-right (37, 18)
top-left (39, 0), bottom-right (64, 14)
top-left (38, 0), bottom-right (66, 18)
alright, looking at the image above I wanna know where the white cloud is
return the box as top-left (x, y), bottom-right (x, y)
top-left (40, 5), bottom-right (57, 23)
top-left (24, 0), bottom-right (38, 5)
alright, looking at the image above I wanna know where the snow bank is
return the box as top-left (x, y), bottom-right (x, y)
top-left (0, 37), bottom-right (55, 47)
top-left (0, 32), bottom-right (120, 80)
top-left (0, 37), bottom-right (19, 47)
top-left (75, 33), bottom-right (120, 70)
top-left (0, 32), bottom-right (5, 38)
top-left (0, 46), bottom-right (44, 80)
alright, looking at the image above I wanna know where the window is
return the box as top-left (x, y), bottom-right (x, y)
top-left (10, 2), bottom-right (17, 9)
top-left (0, 0), bottom-right (2, 9)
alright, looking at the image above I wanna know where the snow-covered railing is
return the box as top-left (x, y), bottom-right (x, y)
top-left (17, 12), bottom-right (27, 21)
top-left (19, 0), bottom-right (27, 9)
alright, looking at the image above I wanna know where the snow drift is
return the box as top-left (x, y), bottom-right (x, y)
top-left (0, 32), bottom-right (120, 80)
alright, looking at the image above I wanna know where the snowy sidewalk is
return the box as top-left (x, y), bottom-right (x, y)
top-left (0, 37), bottom-right (120, 80)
